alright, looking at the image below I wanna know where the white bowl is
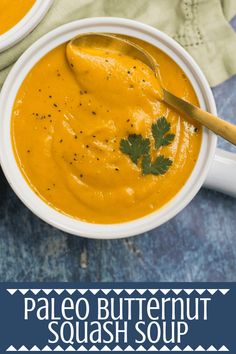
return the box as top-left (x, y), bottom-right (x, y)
top-left (0, 0), bottom-right (53, 52)
top-left (0, 17), bottom-right (217, 239)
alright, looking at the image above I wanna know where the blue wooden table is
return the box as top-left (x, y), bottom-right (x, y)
top-left (0, 20), bottom-right (235, 283)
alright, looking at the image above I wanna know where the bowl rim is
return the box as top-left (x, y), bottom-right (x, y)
top-left (0, 17), bottom-right (217, 239)
top-left (0, 0), bottom-right (53, 52)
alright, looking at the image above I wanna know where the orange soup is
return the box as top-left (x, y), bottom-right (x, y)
top-left (11, 36), bottom-right (202, 223)
top-left (0, 0), bottom-right (35, 35)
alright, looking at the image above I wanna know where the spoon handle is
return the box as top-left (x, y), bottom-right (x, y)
top-left (163, 89), bottom-right (236, 146)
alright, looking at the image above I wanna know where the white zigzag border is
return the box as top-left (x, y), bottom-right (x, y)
top-left (6, 345), bottom-right (229, 352)
top-left (6, 289), bottom-right (230, 296)
top-left (5, 289), bottom-right (230, 352)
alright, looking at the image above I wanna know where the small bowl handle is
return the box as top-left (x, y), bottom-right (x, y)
top-left (204, 148), bottom-right (236, 197)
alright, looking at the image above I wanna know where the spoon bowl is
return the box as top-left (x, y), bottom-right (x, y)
top-left (68, 32), bottom-right (159, 75)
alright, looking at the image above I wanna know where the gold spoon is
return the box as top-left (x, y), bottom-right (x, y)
top-left (67, 33), bottom-right (236, 145)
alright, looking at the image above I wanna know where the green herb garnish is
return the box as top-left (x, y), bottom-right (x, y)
top-left (142, 155), bottom-right (173, 176)
top-left (119, 117), bottom-right (175, 176)
top-left (152, 116), bottom-right (175, 149)
top-left (120, 134), bottom-right (150, 164)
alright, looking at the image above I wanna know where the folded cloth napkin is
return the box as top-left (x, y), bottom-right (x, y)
top-left (0, 0), bottom-right (235, 88)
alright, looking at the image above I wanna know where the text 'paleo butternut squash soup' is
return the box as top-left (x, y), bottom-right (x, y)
top-left (11, 36), bottom-right (202, 223)
top-left (0, 0), bottom-right (35, 35)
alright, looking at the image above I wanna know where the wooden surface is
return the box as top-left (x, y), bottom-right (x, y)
top-left (0, 20), bottom-right (236, 283)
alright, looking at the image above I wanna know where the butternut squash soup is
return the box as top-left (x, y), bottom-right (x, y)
top-left (0, 0), bottom-right (35, 35)
top-left (11, 36), bottom-right (202, 223)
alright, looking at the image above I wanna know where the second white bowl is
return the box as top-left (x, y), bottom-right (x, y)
top-left (0, 0), bottom-right (53, 52)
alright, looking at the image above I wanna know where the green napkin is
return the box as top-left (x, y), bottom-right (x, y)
top-left (0, 0), bottom-right (235, 88)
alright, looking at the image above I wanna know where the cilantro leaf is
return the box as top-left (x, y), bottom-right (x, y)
top-left (152, 116), bottom-right (175, 149)
top-left (120, 134), bottom-right (150, 164)
top-left (142, 155), bottom-right (172, 175)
